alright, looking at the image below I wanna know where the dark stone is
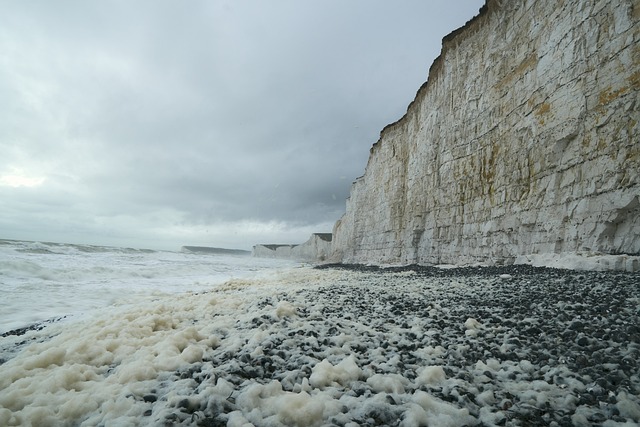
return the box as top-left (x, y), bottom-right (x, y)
top-left (574, 354), bottom-right (589, 368)
top-left (568, 320), bottom-right (585, 331)
top-left (576, 336), bottom-right (589, 347)
top-left (588, 412), bottom-right (607, 423)
top-left (177, 398), bottom-right (200, 414)
top-left (197, 417), bottom-right (228, 427)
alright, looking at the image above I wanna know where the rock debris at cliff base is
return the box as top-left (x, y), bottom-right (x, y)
top-left (1, 267), bottom-right (639, 426)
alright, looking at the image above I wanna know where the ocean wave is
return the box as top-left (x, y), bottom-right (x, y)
top-left (0, 239), bottom-right (298, 335)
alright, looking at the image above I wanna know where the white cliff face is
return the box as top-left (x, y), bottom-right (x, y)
top-left (292, 233), bottom-right (332, 261)
top-left (332, 0), bottom-right (640, 270)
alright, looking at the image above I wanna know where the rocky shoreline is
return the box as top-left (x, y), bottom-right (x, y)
top-left (1, 265), bottom-right (638, 426)
top-left (144, 265), bottom-right (639, 426)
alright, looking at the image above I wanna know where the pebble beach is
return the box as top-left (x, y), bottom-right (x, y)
top-left (1, 264), bottom-right (639, 426)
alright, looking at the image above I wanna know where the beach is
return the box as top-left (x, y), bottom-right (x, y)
top-left (1, 264), bottom-right (639, 426)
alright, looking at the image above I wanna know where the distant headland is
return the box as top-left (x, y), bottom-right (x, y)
top-left (181, 246), bottom-right (251, 256)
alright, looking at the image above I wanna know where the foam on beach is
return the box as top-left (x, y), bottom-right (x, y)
top-left (1, 266), bottom-right (639, 426)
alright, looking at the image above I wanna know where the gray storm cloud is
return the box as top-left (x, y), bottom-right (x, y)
top-left (0, 0), bottom-right (483, 249)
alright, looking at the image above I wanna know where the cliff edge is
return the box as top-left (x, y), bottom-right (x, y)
top-left (332, 0), bottom-right (640, 270)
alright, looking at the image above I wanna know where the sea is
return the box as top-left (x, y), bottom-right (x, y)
top-left (0, 238), bottom-right (298, 335)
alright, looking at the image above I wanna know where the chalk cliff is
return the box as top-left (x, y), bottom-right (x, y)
top-left (253, 233), bottom-right (332, 262)
top-left (332, 0), bottom-right (640, 270)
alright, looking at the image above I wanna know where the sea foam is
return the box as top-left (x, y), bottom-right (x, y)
top-left (0, 239), bottom-right (296, 334)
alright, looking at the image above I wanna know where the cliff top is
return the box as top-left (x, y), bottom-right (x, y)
top-left (254, 244), bottom-right (299, 250)
top-left (373, 1), bottom-right (491, 150)
top-left (313, 233), bottom-right (333, 242)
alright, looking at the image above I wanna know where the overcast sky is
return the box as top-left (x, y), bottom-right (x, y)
top-left (1, 1), bottom-right (483, 251)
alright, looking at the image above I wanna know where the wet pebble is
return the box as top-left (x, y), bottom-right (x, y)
top-left (143, 265), bottom-right (640, 426)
